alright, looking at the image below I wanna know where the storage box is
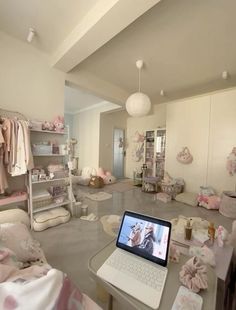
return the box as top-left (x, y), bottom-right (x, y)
top-left (30, 120), bottom-right (43, 131)
top-left (32, 144), bottom-right (52, 155)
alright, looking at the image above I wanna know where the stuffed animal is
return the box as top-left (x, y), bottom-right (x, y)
top-left (42, 121), bottom-right (54, 131)
top-left (169, 242), bottom-right (180, 263)
top-left (104, 175), bottom-right (116, 184)
top-left (217, 225), bottom-right (228, 247)
top-left (189, 245), bottom-right (216, 267)
top-left (53, 116), bottom-right (65, 133)
top-left (97, 167), bottom-right (116, 184)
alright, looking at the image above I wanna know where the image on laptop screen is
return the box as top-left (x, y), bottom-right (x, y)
top-left (116, 211), bottom-right (171, 266)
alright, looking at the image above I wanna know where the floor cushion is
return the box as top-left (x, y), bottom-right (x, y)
top-left (33, 207), bottom-right (70, 231)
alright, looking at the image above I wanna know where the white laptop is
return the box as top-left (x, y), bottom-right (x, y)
top-left (97, 211), bottom-right (172, 309)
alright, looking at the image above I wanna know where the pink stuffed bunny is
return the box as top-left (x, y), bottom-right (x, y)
top-left (53, 116), bottom-right (64, 132)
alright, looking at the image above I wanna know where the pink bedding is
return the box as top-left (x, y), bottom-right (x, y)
top-left (0, 263), bottom-right (102, 310)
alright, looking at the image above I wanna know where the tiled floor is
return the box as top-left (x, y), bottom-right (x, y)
top-left (33, 184), bottom-right (234, 309)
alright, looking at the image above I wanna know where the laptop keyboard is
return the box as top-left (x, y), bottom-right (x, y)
top-left (106, 250), bottom-right (166, 291)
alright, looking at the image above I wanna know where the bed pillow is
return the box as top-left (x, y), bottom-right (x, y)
top-left (0, 209), bottom-right (30, 228)
top-left (0, 223), bottom-right (42, 262)
top-left (175, 192), bottom-right (198, 207)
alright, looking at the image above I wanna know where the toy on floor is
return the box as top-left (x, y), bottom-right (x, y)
top-left (197, 186), bottom-right (221, 210)
top-left (97, 167), bottom-right (116, 184)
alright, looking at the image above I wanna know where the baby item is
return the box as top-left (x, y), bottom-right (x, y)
top-left (185, 219), bottom-right (192, 241)
top-left (179, 256), bottom-right (208, 293)
top-left (169, 242), bottom-right (180, 263)
top-left (217, 225), bottom-right (228, 247)
top-left (189, 245), bottom-right (216, 267)
top-left (208, 222), bottom-right (216, 243)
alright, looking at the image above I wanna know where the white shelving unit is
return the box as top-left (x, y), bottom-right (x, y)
top-left (28, 126), bottom-right (73, 229)
top-left (144, 128), bottom-right (166, 178)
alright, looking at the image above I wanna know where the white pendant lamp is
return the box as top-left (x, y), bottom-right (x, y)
top-left (126, 60), bottom-right (151, 117)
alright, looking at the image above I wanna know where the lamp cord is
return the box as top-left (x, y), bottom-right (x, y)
top-left (138, 68), bottom-right (141, 92)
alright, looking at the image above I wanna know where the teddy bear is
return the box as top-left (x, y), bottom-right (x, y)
top-left (53, 116), bottom-right (65, 133)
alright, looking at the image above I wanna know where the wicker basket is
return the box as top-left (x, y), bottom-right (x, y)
top-left (33, 197), bottom-right (53, 210)
top-left (161, 183), bottom-right (183, 199)
top-left (219, 191), bottom-right (236, 218)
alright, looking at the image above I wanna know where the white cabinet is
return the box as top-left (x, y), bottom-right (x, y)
top-left (28, 127), bottom-right (73, 228)
top-left (144, 128), bottom-right (166, 178)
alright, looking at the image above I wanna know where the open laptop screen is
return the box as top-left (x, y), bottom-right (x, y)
top-left (116, 211), bottom-right (171, 267)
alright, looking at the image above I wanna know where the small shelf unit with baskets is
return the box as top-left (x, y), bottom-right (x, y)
top-left (28, 126), bottom-right (73, 229)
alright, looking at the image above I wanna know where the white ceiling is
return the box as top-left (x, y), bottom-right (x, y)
top-left (64, 85), bottom-right (113, 114)
top-left (0, 0), bottom-right (98, 53)
top-left (1, 0), bottom-right (236, 107)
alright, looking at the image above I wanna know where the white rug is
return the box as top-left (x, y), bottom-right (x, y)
top-left (85, 191), bottom-right (112, 201)
top-left (100, 214), bottom-right (121, 237)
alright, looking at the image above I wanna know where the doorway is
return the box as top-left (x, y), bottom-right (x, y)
top-left (113, 128), bottom-right (125, 178)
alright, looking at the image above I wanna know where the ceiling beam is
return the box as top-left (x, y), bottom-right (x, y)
top-left (51, 0), bottom-right (161, 72)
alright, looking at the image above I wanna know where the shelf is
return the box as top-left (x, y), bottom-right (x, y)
top-left (32, 177), bottom-right (69, 184)
top-left (33, 200), bottom-right (70, 214)
top-left (30, 129), bottom-right (66, 135)
top-left (0, 193), bottom-right (28, 207)
top-left (33, 154), bottom-right (65, 157)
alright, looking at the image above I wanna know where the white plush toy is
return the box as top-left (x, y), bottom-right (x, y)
top-left (189, 245), bottom-right (216, 267)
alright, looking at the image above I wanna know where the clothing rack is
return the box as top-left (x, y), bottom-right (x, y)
top-left (0, 107), bottom-right (30, 213)
top-left (0, 107), bottom-right (27, 120)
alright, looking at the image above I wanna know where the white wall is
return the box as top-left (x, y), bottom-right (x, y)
top-left (0, 31), bottom-right (65, 193)
top-left (99, 110), bottom-right (127, 173)
top-left (0, 31), bottom-right (65, 120)
top-left (165, 88), bottom-right (236, 193)
top-left (73, 103), bottom-right (119, 171)
top-left (207, 89), bottom-right (236, 192)
top-left (125, 103), bottom-right (166, 178)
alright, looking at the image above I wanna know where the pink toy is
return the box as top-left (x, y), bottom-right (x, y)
top-left (169, 242), bottom-right (180, 263)
top-left (53, 116), bottom-right (65, 133)
top-left (197, 194), bottom-right (221, 210)
top-left (97, 167), bottom-right (116, 184)
top-left (217, 225), bottom-right (228, 247)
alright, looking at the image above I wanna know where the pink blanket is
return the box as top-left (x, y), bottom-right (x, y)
top-left (0, 263), bottom-right (101, 310)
